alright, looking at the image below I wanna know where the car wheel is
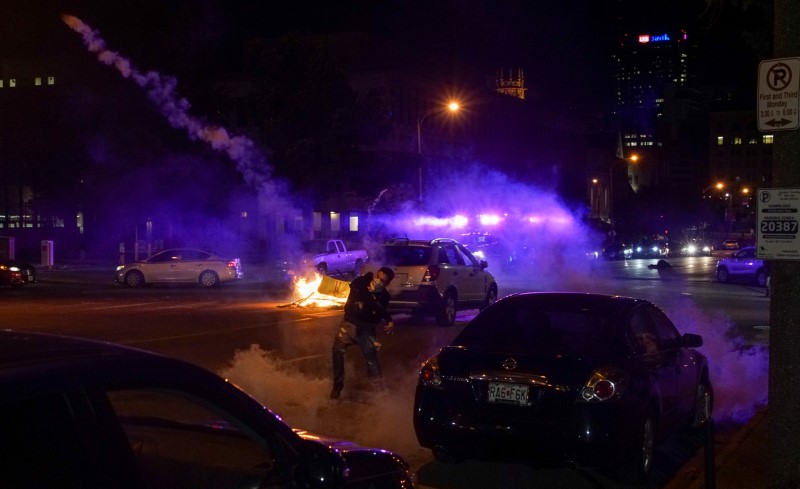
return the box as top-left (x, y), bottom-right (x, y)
top-left (756, 269), bottom-right (767, 287)
top-left (716, 267), bottom-right (730, 283)
top-left (691, 377), bottom-right (714, 429)
top-left (199, 270), bottom-right (220, 288)
top-left (124, 270), bottom-right (145, 288)
top-left (616, 410), bottom-right (655, 484)
top-left (435, 291), bottom-right (457, 327)
top-left (317, 263), bottom-right (328, 276)
top-left (480, 284), bottom-right (498, 311)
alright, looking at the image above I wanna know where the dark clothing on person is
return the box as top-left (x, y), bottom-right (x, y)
top-left (343, 272), bottom-right (392, 325)
top-left (331, 272), bottom-right (393, 398)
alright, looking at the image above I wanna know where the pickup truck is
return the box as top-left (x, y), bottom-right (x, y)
top-left (301, 239), bottom-right (368, 277)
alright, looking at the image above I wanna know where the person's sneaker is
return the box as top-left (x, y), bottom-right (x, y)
top-left (330, 386), bottom-right (342, 399)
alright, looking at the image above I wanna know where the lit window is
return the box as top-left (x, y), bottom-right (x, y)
top-left (330, 212), bottom-right (341, 232)
top-left (749, 138), bottom-right (757, 144)
top-left (763, 135), bottom-right (774, 144)
top-left (734, 137), bottom-right (742, 145)
top-left (9, 79), bottom-right (15, 87)
top-left (0, 80), bottom-right (3, 88)
top-left (35, 77), bottom-right (41, 86)
top-left (349, 213), bottom-right (358, 232)
top-left (47, 76), bottom-right (55, 85)
top-left (717, 136), bottom-right (724, 145)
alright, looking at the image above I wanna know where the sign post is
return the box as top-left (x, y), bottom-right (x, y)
top-left (758, 57), bottom-right (800, 132)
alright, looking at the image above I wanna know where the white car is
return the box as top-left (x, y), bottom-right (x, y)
top-left (115, 248), bottom-right (243, 288)
top-left (715, 246), bottom-right (767, 286)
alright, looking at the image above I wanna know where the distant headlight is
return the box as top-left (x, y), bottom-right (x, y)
top-left (116, 265), bottom-right (126, 272)
top-left (686, 245), bottom-right (697, 254)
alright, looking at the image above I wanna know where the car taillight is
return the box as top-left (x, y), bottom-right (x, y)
top-left (226, 260), bottom-right (237, 268)
top-left (419, 357), bottom-right (443, 388)
top-left (578, 367), bottom-right (629, 402)
top-left (423, 265), bottom-right (440, 282)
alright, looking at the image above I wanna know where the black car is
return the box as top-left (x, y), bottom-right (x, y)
top-left (0, 259), bottom-right (35, 287)
top-left (0, 330), bottom-right (415, 489)
top-left (413, 292), bottom-right (712, 484)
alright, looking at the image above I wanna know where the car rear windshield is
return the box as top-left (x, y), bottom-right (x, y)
top-left (373, 245), bottom-right (432, 266)
top-left (453, 301), bottom-right (616, 358)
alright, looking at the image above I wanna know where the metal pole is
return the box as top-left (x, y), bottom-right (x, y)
top-left (704, 418), bottom-right (716, 489)
top-left (417, 118), bottom-right (423, 201)
top-left (609, 163), bottom-right (614, 241)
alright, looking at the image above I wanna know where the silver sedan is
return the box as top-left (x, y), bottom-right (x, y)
top-left (115, 248), bottom-right (243, 288)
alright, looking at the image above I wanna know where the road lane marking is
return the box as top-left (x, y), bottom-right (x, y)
top-left (117, 317), bottom-right (314, 346)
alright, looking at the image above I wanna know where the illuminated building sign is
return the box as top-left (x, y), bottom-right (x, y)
top-left (638, 33), bottom-right (671, 43)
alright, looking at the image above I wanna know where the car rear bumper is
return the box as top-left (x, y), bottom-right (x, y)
top-left (413, 387), bottom-right (641, 468)
top-left (386, 284), bottom-right (443, 314)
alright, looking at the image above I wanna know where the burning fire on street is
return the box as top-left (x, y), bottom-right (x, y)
top-left (280, 273), bottom-right (349, 309)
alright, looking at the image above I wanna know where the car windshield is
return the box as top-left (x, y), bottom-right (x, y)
top-left (453, 298), bottom-right (617, 358)
top-left (373, 245), bottom-right (432, 266)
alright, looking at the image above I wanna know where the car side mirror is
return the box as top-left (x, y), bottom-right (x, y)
top-left (681, 333), bottom-right (703, 348)
top-left (480, 260), bottom-right (489, 269)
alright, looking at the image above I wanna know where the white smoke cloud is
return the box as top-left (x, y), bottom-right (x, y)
top-left (62, 13), bottom-right (297, 218)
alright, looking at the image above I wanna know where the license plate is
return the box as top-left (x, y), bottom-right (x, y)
top-left (488, 382), bottom-right (529, 406)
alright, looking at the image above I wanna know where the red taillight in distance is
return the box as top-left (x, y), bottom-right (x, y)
top-left (423, 265), bottom-right (441, 282)
top-left (578, 367), bottom-right (629, 402)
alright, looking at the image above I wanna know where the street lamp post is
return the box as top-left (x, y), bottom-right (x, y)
top-left (416, 101), bottom-right (460, 201)
top-left (609, 153), bottom-right (639, 241)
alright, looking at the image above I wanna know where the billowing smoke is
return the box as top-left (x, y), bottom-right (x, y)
top-left (363, 163), bottom-right (605, 289)
top-left (663, 298), bottom-right (768, 423)
top-left (61, 14), bottom-right (298, 220)
top-left (219, 344), bottom-right (436, 469)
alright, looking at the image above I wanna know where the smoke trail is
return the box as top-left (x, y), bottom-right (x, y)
top-left (61, 14), bottom-right (296, 216)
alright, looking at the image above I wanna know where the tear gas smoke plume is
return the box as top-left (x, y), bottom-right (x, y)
top-left (363, 163), bottom-right (606, 289)
top-left (61, 14), bottom-right (297, 218)
top-left (219, 344), bottom-right (435, 469)
top-left (662, 297), bottom-right (768, 423)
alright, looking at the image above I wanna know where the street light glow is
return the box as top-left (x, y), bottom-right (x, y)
top-left (448, 101), bottom-right (460, 112)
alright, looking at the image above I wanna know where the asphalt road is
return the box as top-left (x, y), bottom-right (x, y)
top-left (0, 255), bottom-right (769, 488)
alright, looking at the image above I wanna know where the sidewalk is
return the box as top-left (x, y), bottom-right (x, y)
top-left (664, 408), bottom-right (767, 489)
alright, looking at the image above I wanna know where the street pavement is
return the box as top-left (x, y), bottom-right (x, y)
top-left (35, 260), bottom-right (769, 489)
top-left (664, 408), bottom-right (767, 489)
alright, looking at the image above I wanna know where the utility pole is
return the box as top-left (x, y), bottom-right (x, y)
top-left (769, 1), bottom-right (800, 488)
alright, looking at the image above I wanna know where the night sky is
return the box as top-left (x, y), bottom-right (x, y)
top-left (2, 0), bottom-right (763, 108)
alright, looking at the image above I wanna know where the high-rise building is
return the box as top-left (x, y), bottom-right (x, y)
top-left (613, 29), bottom-right (696, 147)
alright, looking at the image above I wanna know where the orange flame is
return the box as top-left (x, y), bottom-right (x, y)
top-left (288, 272), bottom-right (346, 308)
